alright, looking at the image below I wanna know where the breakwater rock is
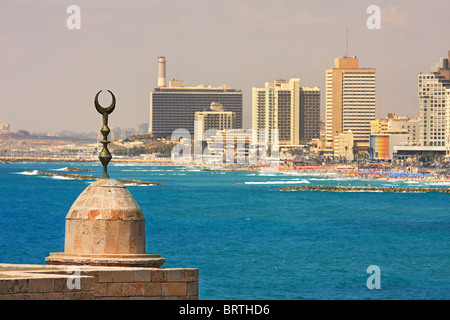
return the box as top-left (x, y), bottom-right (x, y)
top-left (63, 167), bottom-right (94, 172)
top-left (276, 185), bottom-right (450, 193)
top-left (22, 170), bottom-right (163, 186)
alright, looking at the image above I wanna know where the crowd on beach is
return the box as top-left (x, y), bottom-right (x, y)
top-left (341, 170), bottom-right (450, 182)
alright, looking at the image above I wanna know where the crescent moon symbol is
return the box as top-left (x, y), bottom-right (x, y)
top-left (94, 90), bottom-right (116, 115)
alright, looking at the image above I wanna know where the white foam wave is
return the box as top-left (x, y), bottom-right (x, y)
top-left (51, 176), bottom-right (76, 180)
top-left (244, 180), bottom-right (310, 185)
top-left (18, 170), bottom-right (39, 175)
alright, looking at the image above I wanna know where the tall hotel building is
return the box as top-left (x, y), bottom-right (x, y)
top-left (300, 87), bottom-right (321, 144)
top-left (418, 51), bottom-right (450, 151)
top-left (325, 57), bottom-right (376, 148)
top-left (252, 78), bottom-right (320, 146)
top-left (149, 57), bottom-right (243, 137)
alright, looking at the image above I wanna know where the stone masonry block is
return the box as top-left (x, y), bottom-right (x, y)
top-left (167, 270), bottom-right (181, 282)
top-left (161, 282), bottom-right (187, 297)
top-left (28, 278), bottom-right (54, 293)
top-left (187, 282), bottom-right (199, 296)
top-left (181, 269), bottom-right (199, 282)
top-left (143, 282), bottom-right (161, 296)
top-left (151, 269), bottom-right (167, 282)
top-left (133, 270), bottom-right (152, 282)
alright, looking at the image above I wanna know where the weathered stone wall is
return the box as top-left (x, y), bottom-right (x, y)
top-left (0, 264), bottom-right (198, 300)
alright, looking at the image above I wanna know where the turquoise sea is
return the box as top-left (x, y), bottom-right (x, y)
top-left (0, 162), bottom-right (449, 300)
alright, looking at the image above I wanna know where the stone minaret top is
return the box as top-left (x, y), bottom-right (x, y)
top-left (46, 91), bottom-right (165, 268)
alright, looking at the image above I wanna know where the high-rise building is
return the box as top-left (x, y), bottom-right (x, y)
top-left (252, 79), bottom-right (300, 146)
top-left (252, 78), bottom-right (320, 146)
top-left (447, 89), bottom-right (450, 160)
top-left (299, 87), bottom-right (321, 144)
top-left (325, 57), bottom-right (376, 148)
top-left (149, 58), bottom-right (243, 138)
top-left (418, 51), bottom-right (450, 148)
top-left (194, 102), bottom-right (235, 140)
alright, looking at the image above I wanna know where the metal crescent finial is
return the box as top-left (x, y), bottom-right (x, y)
top-left (95, 90), bottom-right (116, 179)
top-left (95, 90), bottom-right (116, 115)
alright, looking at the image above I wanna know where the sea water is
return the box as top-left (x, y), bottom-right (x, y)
top-left (0, 162), bottom-right (449, 300)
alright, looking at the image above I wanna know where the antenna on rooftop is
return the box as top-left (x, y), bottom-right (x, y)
top-left (346, 27), bottom-right (349, 57)
top-left (177, 53), bottom-right (180, 80)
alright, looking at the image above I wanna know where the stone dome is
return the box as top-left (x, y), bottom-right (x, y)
top-left (46, 178), bottom-right (165, 267)
top-left (64, 178), bottom-right (145, 254)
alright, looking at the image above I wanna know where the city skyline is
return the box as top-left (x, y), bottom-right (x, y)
top-left (1, 0), bottom-right (449, 133)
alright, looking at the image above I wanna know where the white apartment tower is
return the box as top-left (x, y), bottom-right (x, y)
top-left (252, 79), bottom-right (301, 146)
top-left (446, 89), bottom-right (450, 159)
top-left (418, 52), bottom-right (450, 149)
top-left (252, 79), bottom-right (321, 146)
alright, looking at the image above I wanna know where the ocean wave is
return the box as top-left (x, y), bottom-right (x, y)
top-left (51, 176), bottom-right (77, 180)
top-left (123, 183), bottom-right (155, 187)
top-left (244, 180), bottom-right (310, 185)
top-left (17, 170), bottom-right (39, 175)
top-left (54, 167), bottom-right (69, 171)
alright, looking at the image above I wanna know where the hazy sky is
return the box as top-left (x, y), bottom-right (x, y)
top-left (1, 0), bottom-right (449, 133)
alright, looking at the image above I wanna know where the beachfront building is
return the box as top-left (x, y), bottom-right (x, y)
top-left (447, 89), bottom-right (450, 160)
top-left (202, 129), bottom-right (253, 165)
top-left (299, 87), bottom-right (321, 144)
top-left (333, 130), bottom-right (354, 161)
top-left (252, 78), bottom-right (301, 147)
top-left (252, 78), bottom-right (320, 147)
top-left (370, 118), bottom-right (389, 135)
top-left (149, 80), bottom-right (243, 138)
top-left (325, 56), bottom-right (376, 150)
top-left (370, 113), bottom-right (420, 145)
top-left (194, 102), bottom-right (235, 141)
top-left (418, 51), bottom-right (450, 149)
top-left (370, 133), bottom-right (410, 161)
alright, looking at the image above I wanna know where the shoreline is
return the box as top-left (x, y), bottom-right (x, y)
top-left (277, 185), bottom-right (450, 193)
top-left (21, 170), bottom-right (163, 185)
top-left (2, 156), bottom-right (449, 183)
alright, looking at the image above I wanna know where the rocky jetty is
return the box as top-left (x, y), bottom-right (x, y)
top-left (22, 170), bottom-right (163, 186)
top-left (276, 185), bottom-right (450, 193)
top-left (62, 167), bottom-right (94, 172)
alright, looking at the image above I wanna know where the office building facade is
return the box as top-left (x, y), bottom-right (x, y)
top-left (149, 80), bottom-right (243, 138)
top-left (325, 57), bottom-right (376, 147)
